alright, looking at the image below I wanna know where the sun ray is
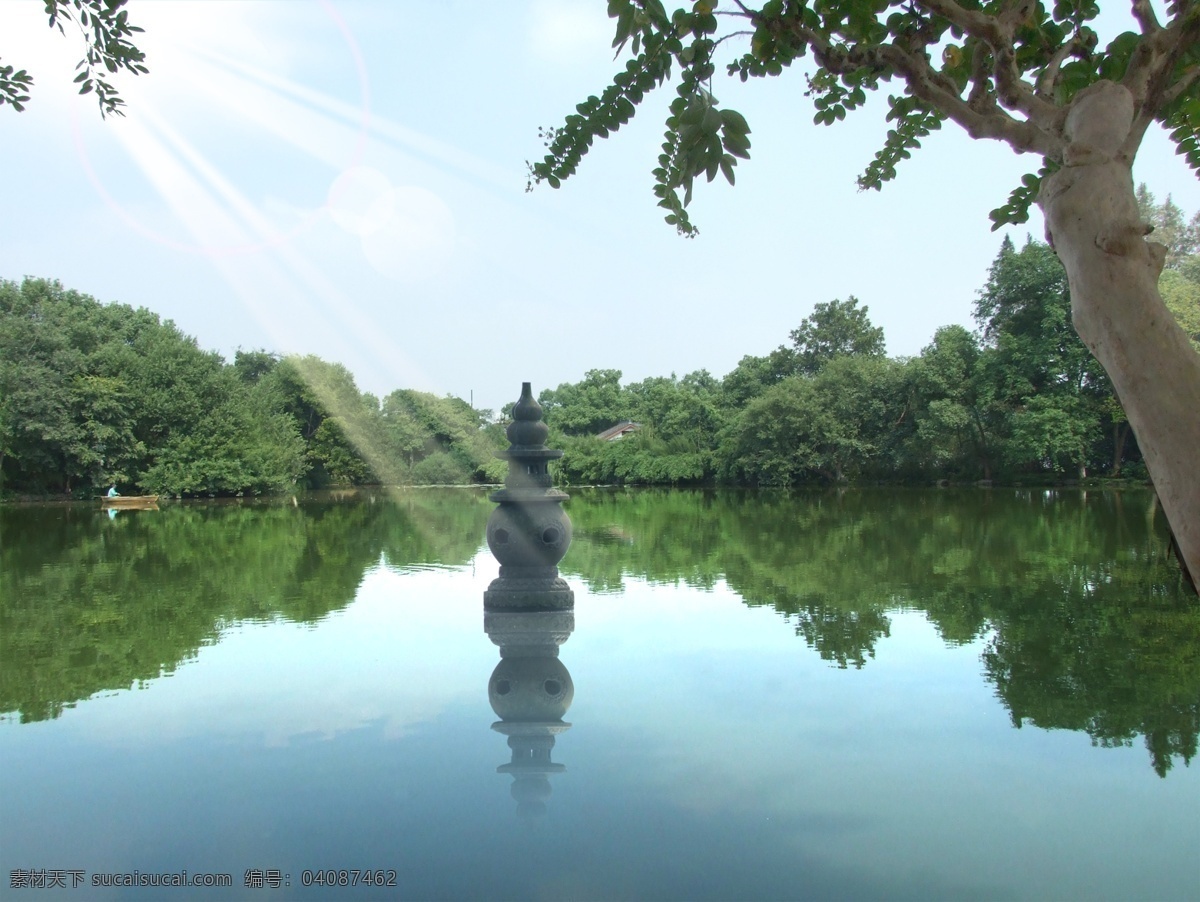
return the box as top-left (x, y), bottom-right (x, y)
top-left (104, 110), bottom-right (348, 356)
top-left (157, 54), bottom-right (365, 172)
top-left (104, 102), bottom-right (446, 481)
top-left (182, 45), bottom-right (513, 192)
top-left (58, 1), bottom-right (487, 483)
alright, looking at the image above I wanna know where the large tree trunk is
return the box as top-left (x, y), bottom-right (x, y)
top-left (1040, 121), bottom-right (1200, 584)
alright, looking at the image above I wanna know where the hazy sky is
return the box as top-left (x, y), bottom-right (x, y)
top-left (3, 0), bottom-right (1197, 415)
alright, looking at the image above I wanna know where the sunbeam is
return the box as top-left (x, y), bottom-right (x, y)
top-left (183, 44), bottom-right (513, 193)
top-left (121, 106), bottom-right (436, 395)
top-left (52, 0), bottom-right (479, 451)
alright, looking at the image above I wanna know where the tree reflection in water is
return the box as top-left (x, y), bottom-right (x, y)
top-left (2, 487), bottom-right (1195, 776)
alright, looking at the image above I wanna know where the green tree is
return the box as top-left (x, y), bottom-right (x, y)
top-left (975, 237), bottom-right (1114, 478)
top-left (719, 345), bottom-right (799, 408)
top-left (628, 370), bottom-right (721, 448)
top-left (233, 349), bottom-right (280, 385)
top-left (808, 355), bottom-right (908, 481)
top-left (0, 278), bottom-right (162, 494)
top-left (1160, 268), bottom-right (1200, 353)
top-left (529, 0), bottom-right (1200, 583)
top-left (267, 356), bottom-right (383, 487)
top-left (380, 391), bottom-right (428, 473)
top-left (1136, 184), bottom-right (1200, 269)
top-left (0, 281), bottom-right (84, 492)
top-left (909, 325), bottom-right (1004, 480)
top-left (381, 388), bottom-right (504, 484)
top-left (0, 0), bottom-right (147, 117)
top-left (789, 296), bottom-right (886, 375)
top-left (722, 355), bottom-right (904, 484)
top-left (0, 278), bottom-right (305, 497)
top-left (539, 369), bottom-right (629, 435)
top-left (720, 377), bottom-right (826, 485)
top-left (1137, 188), bottom-right (1200, 354)
top-left (552, 371), bottom-right (721, 486)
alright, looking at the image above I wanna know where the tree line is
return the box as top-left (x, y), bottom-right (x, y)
top-left (542, 190), bottom-right (1200, 487)
top-left (3, 191), bottom-right (1196, 498)
top-left (0, 278), bottom-right (507, 498)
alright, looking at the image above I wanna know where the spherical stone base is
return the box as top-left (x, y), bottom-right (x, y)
top-left (488, 655), bottom-right (574, 721)
top-left (483, 575), bottom-right (574, 611)
top-left (486, 502), bottom-right (572, 569)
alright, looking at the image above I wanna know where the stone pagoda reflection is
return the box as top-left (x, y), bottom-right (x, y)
top-left (483, 383), bottom-right (575, 817)
top-left (485, 610), bottom-right (574, 818)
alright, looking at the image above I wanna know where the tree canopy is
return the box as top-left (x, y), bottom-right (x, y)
top-left (0, 278), bottom-right (507, 497)
top-left (530, 0), bottom-right (1198, 234)
top-left (790, 295), bottom-right (887, 374)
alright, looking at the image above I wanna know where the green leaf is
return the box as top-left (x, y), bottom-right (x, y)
top-left (719, 108), bottom-right (750, 134)
top-left (722, 131), bottom-right (750, 159)
top-left (719, 155), bottom-right (735, 186)
top-left (680, 102), bottom-right (705, 126)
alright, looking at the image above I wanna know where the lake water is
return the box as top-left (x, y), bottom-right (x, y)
top-left (2, 487), bottom-right (1197, 900)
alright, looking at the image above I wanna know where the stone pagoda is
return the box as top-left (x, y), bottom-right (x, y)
top-left (483, 382), bottom-right (574, 610)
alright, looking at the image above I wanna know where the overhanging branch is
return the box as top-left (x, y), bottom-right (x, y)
top-left (1161, 64), bottom-right (1200, 107)
top-left (1131, 0), bottom-right (1162, 34)
top-left (914, 0), bottom-right (1059, 132)
top-left (1036, 35), bottom-right (1091, 99)
top-left (910, 0), bottom-right (1002, 43)
top-left (796, 21), bottom-right (1057, 156)
top-left (1122, 6), bottom-right (1200, 155)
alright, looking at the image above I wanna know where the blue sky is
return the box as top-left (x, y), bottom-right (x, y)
top-left (2, 0), bottom-right (1197, 415)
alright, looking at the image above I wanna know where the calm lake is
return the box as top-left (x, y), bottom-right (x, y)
top-left (2, 487), bottom-right (1198, 900)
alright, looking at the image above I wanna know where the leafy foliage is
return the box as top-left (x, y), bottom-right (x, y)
top-left (0, 278), bottom-right (503, 497)
top-left (789, 295), bottom-right (886, 375)
top-left (11, 212), bottom-right (1198, 497)
top-left (1160, 269), bottom-right (1200, 353)
top-left (1136, 184), bottom-right (1200, 269)
top-left (975, 235), bottom-right (1113, 476)
top-left (539, 369), bottom-right (629, 436)
top-left (530, 2), bottom-right (1200, 232)
top-left (531, 225), bottom-right (1196, 487)
top-left (0, 0), bottom-right (148, 117)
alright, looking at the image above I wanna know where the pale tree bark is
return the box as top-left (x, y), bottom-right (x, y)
top-left (1039, 80), bottom-right (1200, 583)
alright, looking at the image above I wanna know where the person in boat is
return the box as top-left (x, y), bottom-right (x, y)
top-left (107, 485), bottom-right (119, 497)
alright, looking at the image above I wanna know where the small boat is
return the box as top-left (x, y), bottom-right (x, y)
top-left (100, 495), bottom-right (160, 509)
